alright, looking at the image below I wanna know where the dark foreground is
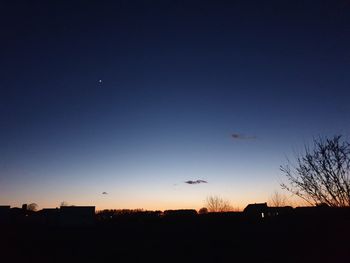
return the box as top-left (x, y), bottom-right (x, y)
top-left (1, 211), bottom-right (349, 263)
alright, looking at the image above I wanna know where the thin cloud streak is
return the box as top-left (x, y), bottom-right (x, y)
top-left (231, 133), bottom-right (257, 140)
top-left (185, 180), bottom-right (208, 185)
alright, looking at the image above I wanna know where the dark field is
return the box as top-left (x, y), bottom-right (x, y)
top-left (1, 210), bottom-right (349, 263)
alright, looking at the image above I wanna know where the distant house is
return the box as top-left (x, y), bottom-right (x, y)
top-left (268, 206), bottom-right (293, 217)
top-left (60, 206), bottom-right (95, 226)
top-left (38, 208), bottom-right (60, 226)
top-left (244, 203), bottom-right (268, 219)
top-left (244, 203), bottom-right (294, 219)
top-left (0, 206), bottom-right (11, 224)
top-left (10, 207), bottom-right (24, 221)
top-left (294, 205), bottom-right (331, 217)
top-left (7, 205), bottom-right (37, 224)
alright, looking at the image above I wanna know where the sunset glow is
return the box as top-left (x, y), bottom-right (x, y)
top-left (1, 1), bottom-right (349, 211)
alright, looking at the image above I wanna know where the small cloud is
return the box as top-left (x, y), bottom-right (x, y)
top-left (231, 133), bottom-right (256, 140)
top-left (185, 180), bottom-right (208, 185)
top-left (102, 192), bottom-right (108, 195)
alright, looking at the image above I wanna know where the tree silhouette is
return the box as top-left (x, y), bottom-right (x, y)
top-left (205, 195), bottom-right (233, 212)
top-left (198, 207), bottom-right (208, 214)
top-left (60, 201), bottom-right (69, 207)
top-left (27, 203), bottom-right (38, 211)
top-left (268, 191), bottom-right (287, 207)
top-left (281, 135), bottom-right (350, 207)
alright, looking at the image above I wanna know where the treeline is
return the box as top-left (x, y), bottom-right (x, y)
top-left (96, 209), bottom-right (199, 222)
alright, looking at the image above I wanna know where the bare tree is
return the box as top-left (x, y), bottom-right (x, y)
top-left (27, 203), bottom-right (38, 211)
top-left (60, 201), bottom-right (69, 207)
top-left (268, 191), bottom-right (287, 207)
top-left (281, 135), bottom-right (350, 207)
top-left (205, 195), bottom-right (233, 212)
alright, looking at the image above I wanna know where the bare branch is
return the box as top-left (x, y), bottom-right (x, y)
top-left (205, 195), bottom-right (234, 212)
top-left (280, 135), bottom-right (350, 207)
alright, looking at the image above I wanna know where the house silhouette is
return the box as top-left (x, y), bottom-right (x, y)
top-left (244, 203), bottom-right (268, 218)
top-left (60, 206), bottom-right (95, 226)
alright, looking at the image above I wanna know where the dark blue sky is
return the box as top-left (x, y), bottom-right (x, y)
top-left (1, 1), bottom-right (350, 209)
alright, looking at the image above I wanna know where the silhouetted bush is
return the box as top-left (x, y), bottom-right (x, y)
top-left (163, 209), bottom-right (197, 218)
top-left (96, 209), bottom-right (162, 223)
top-left (198, 207), bottom-right (208, 214)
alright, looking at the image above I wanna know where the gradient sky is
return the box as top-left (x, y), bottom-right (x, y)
top-left (1, 1), bottom-right (350, 210)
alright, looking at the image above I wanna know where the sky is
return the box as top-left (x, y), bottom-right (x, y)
top-left (1, 0), bottom-right (350, 210)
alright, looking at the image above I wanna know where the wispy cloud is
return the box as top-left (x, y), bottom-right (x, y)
top-left (231, 133), bottom-right (257, 140)
top-left (102, 192), bottom-right (108, 195)
top-left (185, 180), bottom-right (208, 185)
